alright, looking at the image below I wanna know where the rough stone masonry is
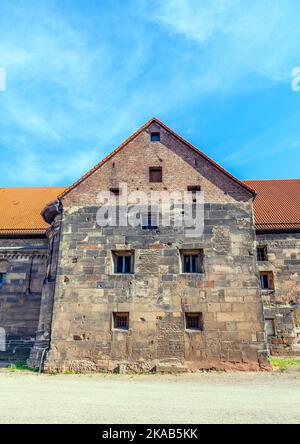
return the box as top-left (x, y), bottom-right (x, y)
top-left (1, 118), bottom-right (299, 371)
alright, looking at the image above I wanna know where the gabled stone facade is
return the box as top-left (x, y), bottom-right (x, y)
top-left (1, 118), bottom-right (299, 371)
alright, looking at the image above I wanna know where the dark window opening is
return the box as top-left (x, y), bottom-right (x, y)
top-left (149, 166), bottom-right (162, 183)
top-left (113, 251), bottom-right (134, 274)
top-left (265, 318), bottom-right (275, 337)
top-left (0, 273), bottom-right (6, 285)
top-left (182, 250), bottom-right (204, 273)
top-left (260, 271), bottom-right (274, 290)
top-left (187, 185), bottom-right (201, 193)
top-left (187, 185), bottom-right (201, 204)
top-left (257, 246), bottom-right (267, 261)
top-left (113, 312), bottom-right (129, 330)
top-left (151, 132), bottom-right (160, 142)
top-left (186, 313), bottom-right (203, 331)
top-left (142, 212), bottom-right (158, 230)
top-left (110, 187), bottom-right (120, 196)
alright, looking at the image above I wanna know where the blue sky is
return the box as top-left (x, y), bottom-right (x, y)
top-left (0, 0), bottom-right (300, 187)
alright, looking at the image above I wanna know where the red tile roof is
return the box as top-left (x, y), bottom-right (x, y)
top-left (244, 179), bottom-right (300, 230)
top-left (0, 187), bottom-right (65, 235)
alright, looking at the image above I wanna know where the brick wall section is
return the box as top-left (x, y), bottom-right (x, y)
top-left (257, 232), bottom-right (300, 355)
top-left (43, 124), bottom-right (268, 372)
top-left (62, 123), bottom-right (251, 206)
top-left (0, 237), bottom-right (48, 361)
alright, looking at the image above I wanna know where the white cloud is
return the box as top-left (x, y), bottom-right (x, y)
top-left (153, 0), bottom-right (300, 83)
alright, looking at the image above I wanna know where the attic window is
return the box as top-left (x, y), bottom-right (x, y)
top-left (151, 132), bottom-right (160, 142)
top-left (260, 271), bottom-right (274, 290)
top-left (187, 185), bottom-right (201, 193)
top-left (110, 187), bottom-right (120, 196)
top-left (181, 250), bottom-right (204, 274)
top-left (149, 167), bottom-right (162, 183)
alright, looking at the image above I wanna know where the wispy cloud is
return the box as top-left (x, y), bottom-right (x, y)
top-left (0, 0), bottom-right (299, 185)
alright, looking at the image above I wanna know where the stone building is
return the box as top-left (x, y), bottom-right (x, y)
top-left (0, 118), bottom-right (299, 371)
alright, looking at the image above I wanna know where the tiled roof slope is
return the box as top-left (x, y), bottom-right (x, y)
top-left (0, 187), bottom-right (65, 234)
top-left (244, 179), bottom-right (300, 230)
top-left (0, 179), bottom-right (299, 235)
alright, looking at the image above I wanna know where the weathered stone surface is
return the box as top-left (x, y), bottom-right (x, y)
top-left (0, 237), bottom-right (47, 362)
top-left (257, 232), bottom-right (300, 356)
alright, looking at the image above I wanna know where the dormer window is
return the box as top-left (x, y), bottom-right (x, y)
top-left (151, 132), bottom-right (160, 142)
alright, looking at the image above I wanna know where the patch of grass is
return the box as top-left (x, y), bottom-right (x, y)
top-left (7, 361), bottom-right (38, 373)
top-left (270, 356), bottom-right (300, 371)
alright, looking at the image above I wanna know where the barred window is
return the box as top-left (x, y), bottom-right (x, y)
top-left (113, 312), bottom-right (129, 330)
top-left (112, 251), bottom-right (134, 274)
top-left (257, 246), bottom-right (267, 261)
top-left (265, 318), bottom-right (275, 337)
top-left (185, 313), bottom-right (203, 331)
top-left (181, 250), bottom-right (204, 273)
top-left (141, 212), bottom-right (158, 230)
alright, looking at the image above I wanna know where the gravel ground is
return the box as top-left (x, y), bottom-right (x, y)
top-left (0, 370), bottom-right (299, 424)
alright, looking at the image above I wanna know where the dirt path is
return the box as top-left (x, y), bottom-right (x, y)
top-left (0, 370), bottom-right (299, 424)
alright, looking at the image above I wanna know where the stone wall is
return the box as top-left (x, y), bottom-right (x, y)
top-left (0, 237), bottom-right (48, 361)
top-left (43, 124), bottom-right (268, 372)
top-left (257, 231), bottom-right (300, 355)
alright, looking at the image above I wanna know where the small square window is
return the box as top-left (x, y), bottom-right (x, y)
top-left (112, 251), bottom-right (134, 274)
top-left (185, 313), bottom-right (203, 331)
top-left (151, 132), bottom-right (160, 142)
top-left (0, 273), bottom-right (6, 285)
top-left (265, 318), bottom-right (275, 337)
top-left (257, 246), bottom-right (267, 261)
top-left (181, 250), bottom-right (204, 273)
top-left (113, 312), bottom-right (129, 330)
top-left (149, 167), bottom-right (162, 183)
top-left (260, 271), bottom-right (274, 290)
top-left (141, 212), bottom-right (158, 230)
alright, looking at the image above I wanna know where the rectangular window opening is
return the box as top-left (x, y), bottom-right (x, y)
top-left (265, 318), bottom-right (275, 337)
top-left (113, 312), bottom-right (129, 330)
top-left (149, 166), bottom-right (162, 183)
top-left (0, 273), bottom-right (6, 285)
top-left (112, 251), bottom-right (134, 274)
top-left (260, 271), bottom-right (274, 290)
top-left (109, 187), bottom-right (120, 196)
top-left (187, 185), bottom-right (201, 203)
top-left (185, 313), bottom-right (203, 331)
top-left (181, 250), bottom-right (204, 273)
top-left (151, 132), bottom-right (160, 142)
top-left (141, 212), bottom-right (158, 230)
